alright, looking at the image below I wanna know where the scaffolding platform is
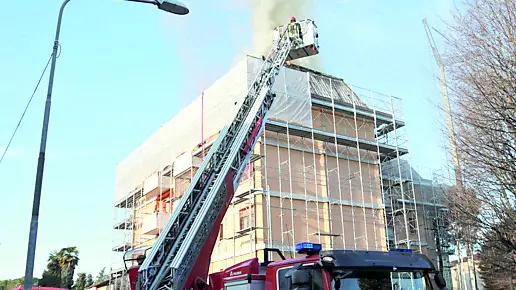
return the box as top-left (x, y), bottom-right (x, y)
top-left (264, 120), bottom-right (408, 158)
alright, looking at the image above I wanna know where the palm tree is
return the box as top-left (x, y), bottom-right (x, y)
top-left (39, 247), bottom-right (80, 289)
top-left (48, 251), bottom-right (62, 275)
top-left (40, 251), bottom-right (64, 287)
top-left (57, 247), bottom-right (79, 289)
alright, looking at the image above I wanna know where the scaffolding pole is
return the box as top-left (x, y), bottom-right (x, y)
top-left (298, 141), bottom-right (308, 243)
top-left (371, 90), bottom-right (390, 251)
top-left (351, 99), bottom-right (369, 250)
top-left (309, 122), bottom-right (322, 245)
top-left (284, 73), bottom-right (297, 255)
top-left (397, 98), bottom-right (423, 253)
top-left (329, 78), bottom-right (347, 249)
top-left (276, 131), bottom-right (289, 256)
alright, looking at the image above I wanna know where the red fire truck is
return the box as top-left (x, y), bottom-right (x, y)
top-left (124, 243), bottom-right (448, 290)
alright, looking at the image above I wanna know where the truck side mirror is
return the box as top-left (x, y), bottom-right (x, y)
top-left (291, 270), bottom-right (312, 290)
top-left (434, 272), bottom-right (447, 289)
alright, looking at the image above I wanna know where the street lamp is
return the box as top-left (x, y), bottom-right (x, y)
top-left (157, 0), bottom-right (189, 14)
top-left (127, 0), bottom-right (190, 14)
top-left (22, 1), bottom-right (189, 290)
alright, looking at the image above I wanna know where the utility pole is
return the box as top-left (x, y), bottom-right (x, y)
top-left (23, 2), bottom-right (71, 289)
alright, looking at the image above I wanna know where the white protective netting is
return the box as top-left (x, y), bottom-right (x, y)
top-left (115, 55), bottom-right (314, 202)
top-left (115, 59), bottom-right (248, 202)
top-left (247, 56), bottom-right (313, 128)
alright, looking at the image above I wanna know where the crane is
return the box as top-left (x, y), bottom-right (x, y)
top-left (423, 18), bottom-right (479, 290)
top-left (422, 18), bottom-right (461, 184)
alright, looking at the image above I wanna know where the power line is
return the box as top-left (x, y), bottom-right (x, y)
top-left (0, 53), bottom-right (53, 165)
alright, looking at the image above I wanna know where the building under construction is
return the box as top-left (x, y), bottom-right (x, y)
top-left (109, 55), bottom-right (452, 288)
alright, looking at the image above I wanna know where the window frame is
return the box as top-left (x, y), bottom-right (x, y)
top-left (275, 264), bottom-right (324, 290)
top-left (238, 205), bottom-right (254, 231)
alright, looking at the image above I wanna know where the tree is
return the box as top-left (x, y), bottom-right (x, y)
top-left (73, 273), bottom-right (87, 290)
top-left (95, 268), bottom-right (109, 283)
top-left (440, 0), bottom-right (516, 287)
top-left (0, 277), bottom-right (38, 290)
top-left (86, 274), bottom-right (94, 288)
top-left (478, 217), bottom-right (516, 290)
top-left (39, 251), bottom-right (63, 287)
top-left (39, 247), bottom-right (80, 289)
top-left (39, 270), bottom-right (61, 288)
top-left (57, 247), bottom-right (80, 289)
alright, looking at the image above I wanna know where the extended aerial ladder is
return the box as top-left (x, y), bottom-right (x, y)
top-left (135, 20), bottom-right (320, 290)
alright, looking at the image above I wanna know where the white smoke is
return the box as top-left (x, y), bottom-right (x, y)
top-left (249, 0), bottom-right (322, 71)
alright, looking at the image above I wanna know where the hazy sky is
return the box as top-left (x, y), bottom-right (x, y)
top-left (0, 0), bottom-right (457, 280)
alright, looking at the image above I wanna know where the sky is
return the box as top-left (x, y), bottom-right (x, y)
top-left (0, 0), bottom-right (458, 281)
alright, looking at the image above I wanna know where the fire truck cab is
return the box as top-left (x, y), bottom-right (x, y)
top-left (205, 243), bottom-right (448, 290)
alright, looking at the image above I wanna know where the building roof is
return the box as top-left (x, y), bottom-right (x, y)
top-left (86, 279), bottom-right (110, 289)
top-left (382, 158), bottom-right (423, 181)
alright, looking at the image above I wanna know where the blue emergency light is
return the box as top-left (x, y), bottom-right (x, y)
top-left (389, 248), bottom-right (413, 253)
top-left (296, 242), bottom-right (322, 254)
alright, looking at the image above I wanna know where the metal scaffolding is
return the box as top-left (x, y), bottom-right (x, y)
top-left (109, 56), bottom-right (450, 284)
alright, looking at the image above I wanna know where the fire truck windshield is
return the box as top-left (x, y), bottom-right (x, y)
top-left (330, 270), bottom-right (429, 290)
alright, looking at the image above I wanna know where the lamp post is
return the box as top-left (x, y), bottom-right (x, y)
top-left (22, 1), bottom-right (188, 289)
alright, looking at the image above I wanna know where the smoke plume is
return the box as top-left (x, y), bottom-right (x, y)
top-left (249, 0), bottom-right (322, 70)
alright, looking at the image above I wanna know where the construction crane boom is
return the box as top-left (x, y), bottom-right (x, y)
top-left (422, 18), bottom-right (461, 184)
top-left (423, 18), bottom-right (481, 290)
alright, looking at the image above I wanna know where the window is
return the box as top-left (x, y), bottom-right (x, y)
top-left (277, 268), bottom-right (291, 290)
top-left (330, 271), bottom-right (429, 290)
top-left (309, 268), bottom-right (324, 290)
top-left (239, 206), bottom-right (254, 230)
top-left (240, 164), bottom-right (254, 183)
top-left (219, 224), bottom-right (224, 241)
top-left (277, 267), bottom-right (324, 290)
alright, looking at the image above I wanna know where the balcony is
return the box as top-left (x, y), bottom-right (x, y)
top-left (174, 152), bottom-right (202, 177)
top-left (143, 172), bottom-right (172, 199)
top-left (142, 212), bottom-right (171, 235)
top-left (113, 216), bottom-right (133, 230)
